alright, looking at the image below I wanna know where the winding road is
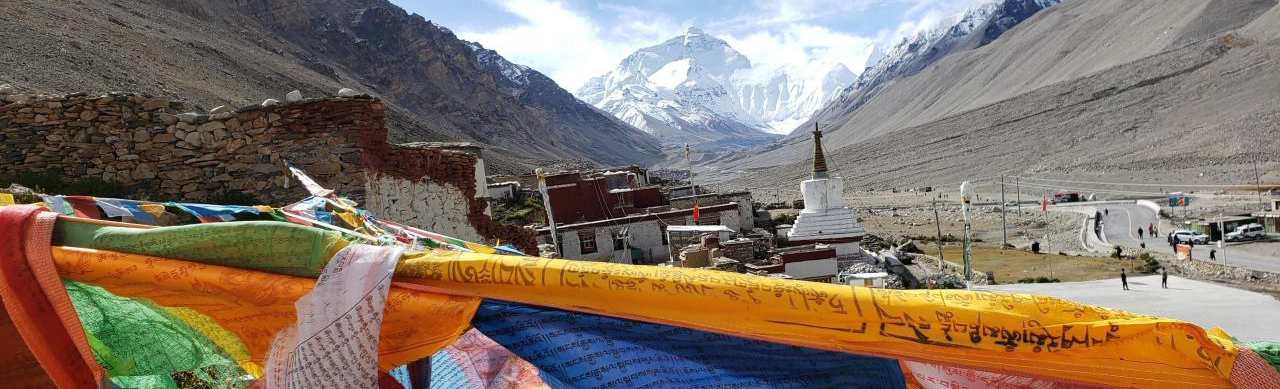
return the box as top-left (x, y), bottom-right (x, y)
top-left (1095, 203), bottom-right (1280, 273)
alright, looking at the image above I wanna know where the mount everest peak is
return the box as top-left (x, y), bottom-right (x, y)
top-left (576, 27), bottom-right (853, 149)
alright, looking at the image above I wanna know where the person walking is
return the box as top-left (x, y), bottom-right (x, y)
top-left (1121, 269), bottom-right (1129, 291)
top-left (1138, 228), bottom-right (1144, 239)
top-left (1210, 249), bottom-right (1217, 262)
top-left (1161, 268), bottom-right (1168, 289)
top-left (1149, 222), bottom-right (1156, 238)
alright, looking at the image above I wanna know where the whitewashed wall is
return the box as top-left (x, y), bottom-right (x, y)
top-left (364, 174), bottom-right (483, 242)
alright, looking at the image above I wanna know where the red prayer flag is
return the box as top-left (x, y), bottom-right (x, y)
top-left (1041, 197), bottom-right (1048, 214)
top-left (692, 204), bottom-right (700, 223)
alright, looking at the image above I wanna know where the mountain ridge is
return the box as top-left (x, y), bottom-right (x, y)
top-left (710, 0), bottom-right (1280, 192)
top-left (0, 0), bottom-right (665, 171)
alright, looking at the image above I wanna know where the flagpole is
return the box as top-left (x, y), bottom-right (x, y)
top-left (960, 181), bottom-right (974, 289)
top-left (685, 143), bottom-right (700, 224)
top-left (537, 168), bottom-right (559, 255)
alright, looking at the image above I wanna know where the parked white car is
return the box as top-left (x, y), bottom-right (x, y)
top-left (1225, 223), bottom-right (1265, 242)
top-left (1169, 230), bottom-right (1209, 245)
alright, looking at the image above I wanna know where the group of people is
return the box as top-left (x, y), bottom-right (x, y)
top-left (1120, 268), bottom-right (1169, 290)
top-left (1121, 222), bottom-right (1168, 290)
top-left (1137, 222), bottom-right (1158, 239)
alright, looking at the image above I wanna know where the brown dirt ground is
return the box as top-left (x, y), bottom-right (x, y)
top-left (939, 245), bottom-right (1141, 284)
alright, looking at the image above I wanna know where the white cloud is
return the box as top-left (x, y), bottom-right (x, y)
top-left (454, 0), bottom-right (990, 90)
top-left (722, 24), bottom-right (876, 74)
top-left (456, 0), bottom-right (677, 91)
top-left (875, 0), bottom-right (990, 48)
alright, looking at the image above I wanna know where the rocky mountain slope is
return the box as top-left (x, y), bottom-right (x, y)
top-left (786, 0), bottom-right (1062, 142)
top-left (0, 0), bottom-right (664, 171)
top-left (577, 27), bottom-right (851, 149)
top-left (718, 0), bottom-right (1280, 192)
top-left (711, 0), bottom-right (1278, 177)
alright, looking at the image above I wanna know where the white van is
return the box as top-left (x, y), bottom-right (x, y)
top-left (1225, 223), bottom-right (1265, 242)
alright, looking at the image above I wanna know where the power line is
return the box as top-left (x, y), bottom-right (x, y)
top-left (1010, 175), bottom-right (1255, 188)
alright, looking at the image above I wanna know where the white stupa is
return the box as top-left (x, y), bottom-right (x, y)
top-left (787, 125), bottom-right (865, 255)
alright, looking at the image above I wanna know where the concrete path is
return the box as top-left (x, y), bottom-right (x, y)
top-left (980, 275), bottom-right (1280, 342)
top-left (1096, 203), bottom-right (1280, 273)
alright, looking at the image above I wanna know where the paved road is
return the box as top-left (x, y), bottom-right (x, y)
top-left (981, 275), bottom-right (1279, 342)
top-left (1096, 203), bottom-right (1280, 273)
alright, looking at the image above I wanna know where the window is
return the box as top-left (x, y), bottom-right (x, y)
top-left (579, 230), bottom-right (597, 254)
top-left (613, 231), bottom-right (624, 251)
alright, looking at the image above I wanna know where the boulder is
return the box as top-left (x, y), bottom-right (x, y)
top-left (177, 112), bottom-right (203, 123)
top-left (897, 240), bottom-right (924, 254)
top-left (285, 90), bottom-right (303, 102)
top-left (337, 88), bottom-right (359, 97)
top-left (0, 84), bottom-right (12, 95)
top-left (260, 99), bottom-right (280, 107)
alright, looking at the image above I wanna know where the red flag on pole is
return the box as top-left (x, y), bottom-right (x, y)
top-left (692, 204), bottom-right (701, 223)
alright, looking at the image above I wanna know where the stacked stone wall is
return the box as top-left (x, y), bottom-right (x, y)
top-left (0, 91), bottom-right (535, 252)
top-left (0, 92), bottom-right (367, 204)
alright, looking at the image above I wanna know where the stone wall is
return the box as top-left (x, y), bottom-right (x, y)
top-left (0, 92), bottom-right (365, 203)
top-left (0, 91), bottom-right (536, 252)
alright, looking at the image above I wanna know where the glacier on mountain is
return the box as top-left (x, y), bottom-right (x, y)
top-left (576, 27), bottom-right (852, 147)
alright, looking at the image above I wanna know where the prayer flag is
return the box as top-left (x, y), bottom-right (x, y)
top-left (285, 161), bottom-right (335, 198)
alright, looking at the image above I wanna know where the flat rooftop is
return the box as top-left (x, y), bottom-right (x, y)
top-left (979, 275), bottom-right (1280, 342)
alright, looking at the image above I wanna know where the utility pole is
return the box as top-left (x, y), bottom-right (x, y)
top-left (1000, 176), bottom-right (1008, 249)
top-left (1218, 213), bottom-right (1226, 267)
top-left (960, 181), bottom-right (975, 289)
top-left (1255, 160), bottom-right (1265, 210)
top-left (1016, 177), bottom-right (1022, 215)
top-left (932, 198), bottom-right (945, 272)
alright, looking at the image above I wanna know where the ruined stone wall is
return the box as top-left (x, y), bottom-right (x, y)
top-left (0, 91), bottom-right (536, 252)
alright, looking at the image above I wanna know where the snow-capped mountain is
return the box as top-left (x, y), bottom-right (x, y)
top-left (576, 27), bottom-right (852, 148)
top-left (462, 41), bottom-right (666, 166)
top-left (806, 0), bottom-right (1063, 139)
top-left (721, 0), bottom-right (1065, 174)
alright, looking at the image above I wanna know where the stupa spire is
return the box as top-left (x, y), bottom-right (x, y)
top-left (811, 123), bottom-right (828, 179)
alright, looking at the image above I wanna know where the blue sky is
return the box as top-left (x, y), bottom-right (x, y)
top-left (390, 0), bottom-right (987, 90)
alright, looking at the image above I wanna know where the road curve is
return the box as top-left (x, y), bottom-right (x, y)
top-left (1096, 203), bottom-right (1280, 273)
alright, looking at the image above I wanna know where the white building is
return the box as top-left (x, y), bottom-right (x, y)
top-left (537, 202), bottom-right (742, 265)
top-left (786, 126), bottom-right (866, 257)
top-left (487, 181), bottom-right (520, 200)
